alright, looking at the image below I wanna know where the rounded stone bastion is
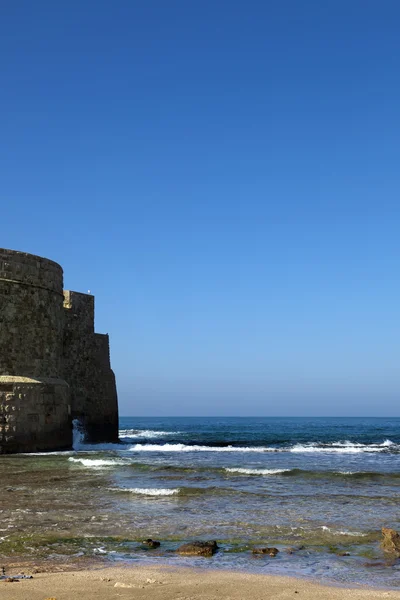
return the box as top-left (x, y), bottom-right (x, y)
top-left (0, 249), bottom-right (71, 453)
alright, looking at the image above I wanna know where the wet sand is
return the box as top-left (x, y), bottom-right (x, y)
top-left (1, 564), bottom-right (399, 600)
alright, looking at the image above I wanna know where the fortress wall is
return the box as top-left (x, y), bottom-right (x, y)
top-left (0, 249), bottom-right (64, 377)
top-left (0, 249), bottom-right (71, 453)
top-left (91, 333), bottom-right (119, 442)
top-left (0, 376), bottom-right (70, 454)
top-left (62, 292), bottom-right (119, 443)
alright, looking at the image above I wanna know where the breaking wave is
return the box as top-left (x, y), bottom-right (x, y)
top-left (128, 443), bottom-right (270, 453)
top-left (125, 439), bottom-right (399, 454)
top-left (68, 457), bottom-right (127, 468)
top-left (289, 440), bottom-right (396, 454)
top-left (225, 467), bottom-right (291, 475)
top-left (119, 429), bottom-right (179, 439)
top-left (109, 487), bottom-right (180, 496)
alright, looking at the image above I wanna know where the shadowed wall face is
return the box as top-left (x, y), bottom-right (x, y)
top-left (0, 249), bottom-right (71, 453)
top-left (63, 291), bottom-right (119, 443)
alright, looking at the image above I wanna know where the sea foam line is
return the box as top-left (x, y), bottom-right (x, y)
top-left (320, 526), bottom-right (367, 537)
top-left (119, 429), bottom-right (179, 439)
top-left (128, 443), bottom-right (271, 453)
top-left (109, 487), bottom-right (180, 496)
top-left (225, 467), bottom-right (291, 475)
top-left (68, 457), bottom-right (127, 467)
top-left (289, 440), bottom-right (395, 454)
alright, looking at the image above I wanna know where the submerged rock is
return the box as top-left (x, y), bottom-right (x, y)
top-left (177, 541), bottom-right (219, 557)
top-left (285, 546), bottom-right (305, 554)
top-left (252, 547), bottom-right (279, 556)
top-left (142, 538), bottom-right (161, 549)
top-left (381, 528), bottom-right (400, 557)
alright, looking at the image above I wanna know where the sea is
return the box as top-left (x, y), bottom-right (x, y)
top-left (1, 416), bottom-right (400, 588)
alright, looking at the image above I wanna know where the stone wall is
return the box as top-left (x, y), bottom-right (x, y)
top-left (0, 250), bottom-right (71, 453)
top-left (0, 249), bottom-right (119, 453)
top-left (62, 291), bottom-right (119, 444)
top-left (0, 376), bottom-right (71, 453)
top-left (0, 249), bottom-right (64, 378)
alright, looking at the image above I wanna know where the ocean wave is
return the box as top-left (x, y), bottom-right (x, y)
top-left (68, 457), bottom-right (127, 467)
top-left (128, 443), bottom-right (271, 453)
top-left (119, 429), bottom-right (179, 439)
top-left (120, 439), bottom-right (400, 454)
top-left (109, 487), bottom-right (179, 496)
top-left (225, 467), bottom-right (291, 475)
top-left (289, 440), bottom-right (396, 454)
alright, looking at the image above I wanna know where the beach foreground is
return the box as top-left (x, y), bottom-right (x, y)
top-left (1, 565), bottom-right (399, 600)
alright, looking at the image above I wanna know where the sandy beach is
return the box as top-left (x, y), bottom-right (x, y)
top-left (1, 564), bottom-right (399, 600)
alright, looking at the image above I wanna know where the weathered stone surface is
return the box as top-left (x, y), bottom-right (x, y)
top-left (177, 541), bottom-right (219, 557)
top-left (252, 547), bottom-right (279, 556)
top-left (0, 248), bottom-right (119, 453)
top-left (63, 292), bottom-right (119, 443)
top-left (381, 528), bottom-right (400, 557)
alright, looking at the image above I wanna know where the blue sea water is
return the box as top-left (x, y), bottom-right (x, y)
top-left (2, 416), bottom-right (400, 588)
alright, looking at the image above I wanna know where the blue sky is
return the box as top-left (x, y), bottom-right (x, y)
top-left (1, 1), bottom-right (400, 416)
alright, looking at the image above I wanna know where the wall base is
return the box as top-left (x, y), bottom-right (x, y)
top-left (0, 376), bottom-right (71, 454)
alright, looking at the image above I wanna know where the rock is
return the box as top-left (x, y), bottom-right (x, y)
top-left (337, 551), bottom-right (350, 556)
top-left (114, 582), bottom-right (144, 589)
top-left (252, 547), bottom-right (279, 556)
top-left (3, 578), bottom-right (18, 583)
top-left (142, 538), bottom-right (161, 549)
top-left (364, 561), bottom-right (387, 568)
top-left (285, 546), bottom-right (305, 554)
top-left (177, 541), bottom-right (219, 557)
top-left (381, 528), bottom-right (400, 557)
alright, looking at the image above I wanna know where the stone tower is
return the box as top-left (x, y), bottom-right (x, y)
top-left (0, 249), bottom-right (119, 454)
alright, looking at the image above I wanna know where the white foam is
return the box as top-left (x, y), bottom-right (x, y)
top-left (118, 429), bottom-right (178, 439)
top-left (225, 467), bottom-right (291, 475)
top-left (72, 419), bottom-right (85, 450)
top-left (289, 440), bottom-right (396, 454)
top-left (320, 526), bottom-right (366, 537)
top-left (68, 457), bottom-right (126, 467)
top-left (110, 487), bottom-right (179, 496)
top-left (128, 443), bottom-right (271, 453)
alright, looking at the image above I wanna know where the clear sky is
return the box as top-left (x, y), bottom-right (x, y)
top-left (1, 1), bottom-right (400, 416)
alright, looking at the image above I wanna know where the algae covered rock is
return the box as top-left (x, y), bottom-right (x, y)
top-left (177, 541), bottom-right (219, 556)
top-left (252, 547), bottom-right (279, 556)
top-left (381, 527), bottom-right (400, 557)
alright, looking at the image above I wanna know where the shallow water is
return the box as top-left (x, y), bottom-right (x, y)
top-left (1, 417), bottom-right (400, 587)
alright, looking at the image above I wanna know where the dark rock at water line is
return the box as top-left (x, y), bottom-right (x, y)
top-left (381, 528), bottom-right (400, 557)
top-left (363, 561), bottom-right (390, 568)
top-left (285, 546), bottom-right (305, 554)
top-left (252, 547), bottom-right (279, 556)
top-left (177, 541), bottom-right (219, 557)
top-left (142, 539), bottom-right (160, 549)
